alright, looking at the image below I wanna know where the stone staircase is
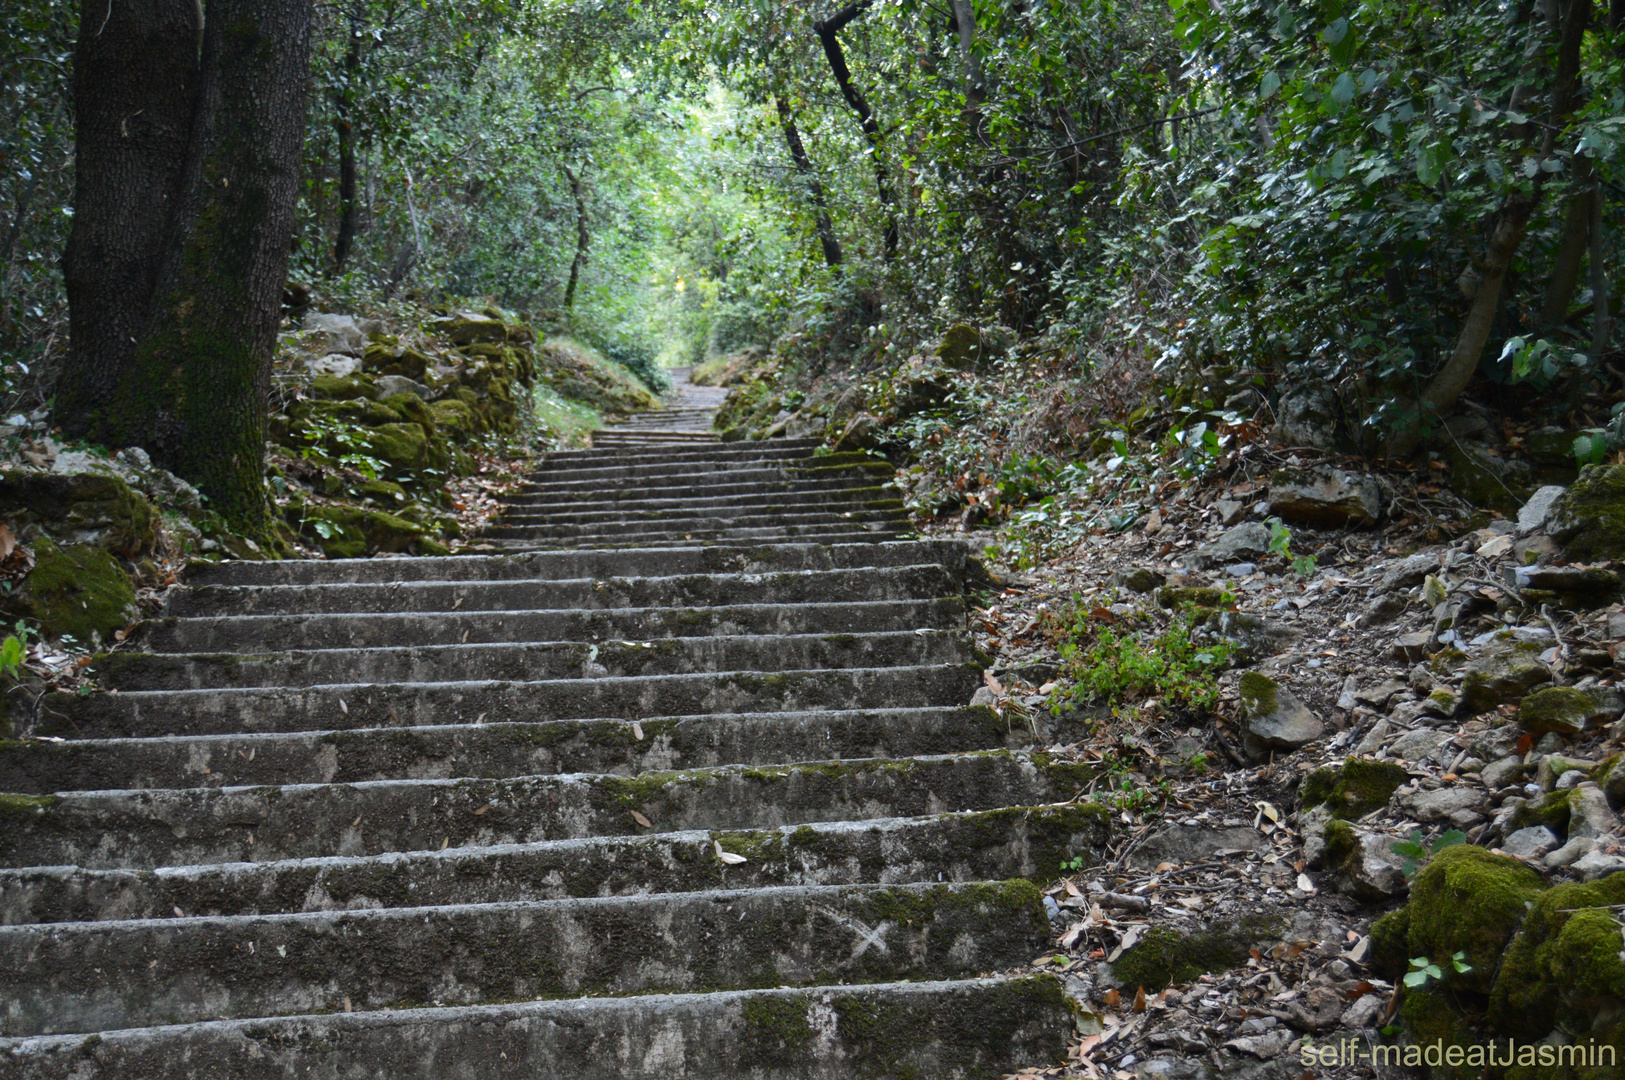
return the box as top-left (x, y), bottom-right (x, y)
top-left (589, 365), bottom-right (726, 449)
top-left (0, 375), bottom-right (1096, 1078)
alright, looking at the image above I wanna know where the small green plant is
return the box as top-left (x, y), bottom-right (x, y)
top-left (1183, 751), bottom-right (1210, 775)
top-left (1044, 605), bottom-right (1233, 718)
top-left (1060, 854), bottom-right (1089, 873)
top-left (1265, 517), bottom-right (1317, 577)
top-left (0, 620), bottom-right (32, 679)
top-left (1403, 951), bottom-right (1472, 989)
top-left (1391, 828), bottom-right (1467, 879)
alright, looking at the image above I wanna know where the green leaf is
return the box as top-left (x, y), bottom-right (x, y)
top-left (1330, 72), bottom-right (1356, 108)
top-left (1260, 71), bottom-right (1281, 101)
top-left (1403, 970), bottom-right (1427, 988)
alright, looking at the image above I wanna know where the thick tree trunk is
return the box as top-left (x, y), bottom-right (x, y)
top-left (949, 0), bottom-right (985, 139)
top-left (57, 0), bottom-right (312, 539)
top-left (1541, 164), bottom-right (1592, 326)
top-left (563, 163), bottom-right (589, 310)
top-left (331, 30), bottom-right (361, 275)
top-left (58, 0), bottom-right (201, 439)
top-left (775, 96), bottom-right (842, 268)
top-left (813, 1), bottom-right (899, 259)
top-left (1592, 179), bottom-right (1613, 356)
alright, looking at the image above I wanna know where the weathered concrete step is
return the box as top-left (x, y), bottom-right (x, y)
top-left (0, 750), bottom-right (1081, 868)
top-left (516, 465), bottom-right (889, 500)
top-left (135, 598), bottom-right (965, 653)
top-left (482, 508), bottom-right (906, 540)
top-left (169, 564), bottom-right (954, 618)
top-left (503, 474), bottom-right (891, 506)
top-left (180, 539), bottom-right (975, 588)
top-left (40, 663), bottom-right (981, 740)
top-left (0, 975), bottom-right (1070, 1079)
top-left (0, 880), bottom-right (1049, 1036)
top-left (536, 438), bottom-right (821, 464)
top-left (478, 527), bottom-right (901, 550)
top-left (1, 706), bottom-right (1016, 794)
top-left (523, 454), bottom-right (887, 488)
top-left (3, 804), bottom-right (1108, 923)
top-left (593, 430), bottom-right (717, 440)
top-left (92, 631), bottom-right (974, 691)
top-left (495, 490), bottom-right (903, 524)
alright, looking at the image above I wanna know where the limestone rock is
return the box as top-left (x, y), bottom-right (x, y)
top-left (933, 324), bottom-right (1000, 369)
top-left (1517, 485), bottom-right (1566, 534)
top-left (1207, 610), bottom-right (1299, 664)
top-left (1270, 383), bottom-right (1341, 450)
top-left (1501, 826), bottom-right (1561, 859)
top-left (1192, 521), bottom-right (1269, 567)
top-left (1377, 553), bottom-right (1441, 592)
top-left (1567, 783), bottom-right (1618, 841)
top-left (0, 542), bottom-right (137, 645)
top-left (1238, 672), bottom-right (1324, 758)
top-left (1390, 728), bottom-right (1451, 765)
top-left (1517, 686), bottom-right (1622, 737)
top-left (1339, 828), bottom-right (1411, 900)
top-left (1268, 466), bottom-right (1380, 527)
top-left (1547, 463), bottom-right (1625, 561)
top-left (0, 470), bottom-right (159, 557)
top-left (1444, 440), bottom-right (1534, 513)
top-left (374, 375), bottom-right (432, 400)
top-left (1400, 786), bottom-right (1484, 824)
top-left (1512, 564), bottom-right (1623, 607)
top-left (1459, 640), bottom-right (1552, 713)
top-left (1129, 825), bottom-right (1264, 868)
top-left (1108, 566), bottom-right (1164, 593)
top-left (303, 312), bottom-right (366, 356)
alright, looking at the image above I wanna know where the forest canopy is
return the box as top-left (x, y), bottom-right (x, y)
top-left (1, 0), bottom-right (1620, 529)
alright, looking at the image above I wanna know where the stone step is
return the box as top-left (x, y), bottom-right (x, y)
top-left (134, 597), bottom-right (966, 653)
top-left (91, 630), bottom-right (974, 691)
top-left (0, 880), bottom-right (1050, 1036)
top-left (522, 454), bottom-right (886, 488)
top-left (476, 526), bottom-right (902, 550)
top-left (481, 508), bottom-right (907, 541)
top-left (178, 539), bottom-right (974, 588)
top-left (536, 438), bottom-right (821, 464)
top-left (502, 474), bottom-right (891, 506)
top-left (496, 489), bottom-right (903, 523)
top-left (0, 704), bottom-right (1023, 798)
top-left (36, 662), bottom-right (983, 740)
top-left (2, 804), bottom-right (1107, 923)
top-left (0, 975), bottom-right (1071, 1079)
top-left (168, 564), bottom-right (955, 618)
top-left (0, 751), bottom-right (1080, 869)
top-left (516, 466), bottom-right (890, 500)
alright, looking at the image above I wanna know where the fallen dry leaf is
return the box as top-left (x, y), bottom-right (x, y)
top-left (630, 810), bottom-right (652, 828)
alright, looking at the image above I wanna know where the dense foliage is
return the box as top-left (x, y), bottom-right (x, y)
top-left (3, 1), bottom-right (1620, 446)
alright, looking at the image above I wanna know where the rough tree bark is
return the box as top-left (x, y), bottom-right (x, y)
top-left (56, 0), bottom-right (313, 538)
top-left (562, 162), bottom-right (589, 310)
top-left (949, 0), bottom-right (985, 140)
top-left (1384, 0), bottom-right (1588, 458)
top-left (331, 24), bottom-right (361, 275)
top-left (775, 96), bottom-right (843, 268)
top-left (813, 0), bottom-right (899, 259)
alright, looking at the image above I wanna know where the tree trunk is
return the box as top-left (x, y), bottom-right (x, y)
top-left (775, 96), bottom-right (842, 268)
top-left (949, 0), bottom-right (985, 140)
top-left (1593, 179), bottom-right (1613, 356)
top-left (331, 29), bottom-right (361, 275)
top-left (813, 1), bottom-right (899, 259)
top-left (56, 0), bottom-right (313, 539)
top-left (1384, 0), bottom-right (1587, 457)
top-left (1541, 162), bottom-right (1592, 326)
top-left (563, 162), bottom-right (589, 310)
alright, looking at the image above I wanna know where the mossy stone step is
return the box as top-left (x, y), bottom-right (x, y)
top-left (2, 804), bottom-right (1108, 924)
top-left (0, 976), bottom-right (1071, 1080)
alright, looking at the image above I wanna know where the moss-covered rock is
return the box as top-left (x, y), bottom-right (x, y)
top-left (309, 373), bottom-right (377, 400)
top-left (0, 542), bottom-right (137, 645)
top-left (1518, 686), bottom-right (1619, 737)
top-left (0, 470), bottom-right (158, 557)
top-left (1489, 873), bottom-right (1625, 1039)
top-left (535, 338), bottom-right (658, 415)
top-left (294, 504), bottom-right (439, 559)
top-left (366, 423), bottom-right (431, 470)
top-left (1389, 845), bottom-right (1548, 995)
top-left (1103, 915), bottom-right (1284, 992)
top-left (429, 398), bottom-right (481, 439)
top-left (1300, 757), bottom-right (1410, 819)
top-left (1508, 789), bottom-right (1574, 835)
top-left (1444, 441), bottom-right (1535, 513)
top-left (935, 324), bottom-right (995, 369)
top-left (1548, 464), bottom-right (1625, 562)
top-left (1154, 586), bottom-right (1226, 609)
top-left (432, 312), bottom-right (508, 346)
top-left (297, 397), bottom-right (403, 428)
top-left (1460, 640), bottom-right (1552, 714)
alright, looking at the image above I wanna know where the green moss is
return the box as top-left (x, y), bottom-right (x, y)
top-left (1030, 751), bottom-right (1096, 794)
top-left (740, 994), bottom-right (813, 1064)
top-left (1369, 908), bottom-right (1411, 979)
top-left (3, 542), bottom-right (137, 644)
top-left (1549, 464), bottom-right (1625, 561)
top-left (1323, 819), bottom-right (1358, 867)
top-left (1490, 873), bottom-right (1625, 1038)
top-left (1237, 671), bottom-right (1279, 715)
top-left (309, 373), bottom-right (377, 400)
top-left (1397, 988), bottom-right (1484, 1080)
top-left (0, 791), bottom-right (57, 819)
top-left (0, 469), bottom-right (158, 557)
top-left (1300, 766), bottom-right (1338, 809)
top-left (1398, 845), bottom-right (1548, 995)
top-left (1301, 758), bottom-right (1408, 819)
top-left (1510, 789), bottom-right (1574, 834)
top-left (1519, 686), bottom-right (1613, 736)
top-left (1155, 586), bottom-right (1226, 610)
top-left (1109, 915), bottom-right (1284, 991)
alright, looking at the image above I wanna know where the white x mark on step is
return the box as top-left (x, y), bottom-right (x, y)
top-left (816, 907), bottom-right (892, 960)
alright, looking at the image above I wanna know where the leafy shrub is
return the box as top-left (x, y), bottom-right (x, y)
top-left (1042, 603), bottom-right (1233, 720)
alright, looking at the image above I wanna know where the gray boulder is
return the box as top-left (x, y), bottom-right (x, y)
top-left (1238, 672), bottom-right (1324, 758)
top-left (1268, 465), bottom-right (1381, 527)
top-left (1516, 485), bottom-right (1566, 534)
top-left (1192, 521), bottom-right (1270, 567)
top-left (303, 312), bottom-right (367, 357)
top-left (1270, 383), bottom-right (1341, 450)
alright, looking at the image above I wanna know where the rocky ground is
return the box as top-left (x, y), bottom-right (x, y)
top-left (930, 450), bottom-right (1625, 1079)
